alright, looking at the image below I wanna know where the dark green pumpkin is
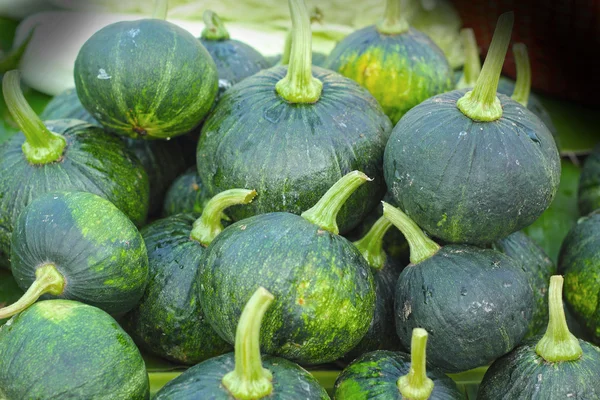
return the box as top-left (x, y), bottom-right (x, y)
top-left (162, 167), bottom-right (212, 217)
top-left (578, 143), bottom-right (600, 216)
top-left (0, 300), bottom-right (149, 399)
top-left (40, 88), bottom-right (98, 125)
top-left (74, 18), bottom-right (218, 140)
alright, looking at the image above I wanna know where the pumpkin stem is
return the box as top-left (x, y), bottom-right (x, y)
top-left (152, 0), bottom-right (168, 20)
top-left (382, 202), bottom-right (440, 264)
top-left (353, 216), bottom-right (392, 271)
top-left (511, 43), bottom-right (531, 107)
top-left (377, 0), bottom-right (409, 35)
top-left (0, 264), bottom-right (65, 320)
top-left (190, 189), bottom-right (257, 246)
top-left (222, 287), bottom-right (274, 399)
top-left (456, 12), bottom-right (514, 122)
top-left (281, 7), bottom-right (322, 66)
top-left (397, 328), bottom-right (435, 400)
top-left (301, 171), bottom-right (371, 235)
top-left (201, 10), bottom-right (230, 41)
top-left (455, 28), bottom-right (481, 90)
top-left (535, 275), bottom-right (583, 362)
top-left (275, 0), bottom-right (323, 104)
top-left (2, 70), bottom-right (67, 165)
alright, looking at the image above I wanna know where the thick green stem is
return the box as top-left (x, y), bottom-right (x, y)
top-left (2, 70), bottom-right (66, 165)
top-left (275, 0), bottom-right (323, 103)
top-left (0, 264), bottom-right (65, 319)
top-left (152, 0), bottom-right (168, 19)
top-left (281, 31), bottom-right (292, 65)
top-left (353, 216), bottom-right (392, 271)
top-left (511, 43), bottom-right (531, 107)
top-left (190, 189), bottom-right (257, 246)
top-left (201, 10), bottom-right (230, 40)
top-left (382, 202), bottom-right (440, 265)
top-left (222, 287), bottom-right (274, 399)
top-left (456, 12), bottom-right (514, 122)
top-left (455, 28), bottom-right (481, 90)
top-left (301, 171), bottom-right (371, 235)
top-left (376, 0), bottom-right (409, 35)
top-left (535, 275), bottom-right (582, 362)
top-left (398, 328), bottom-right (434, 400)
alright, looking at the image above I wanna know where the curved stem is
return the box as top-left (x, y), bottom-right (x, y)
top-left (275, 0), bottom-right (323, 104)
top-left (353, 216), bottom-right (392, 271)
top-left (190, 189), bottom-right (257, 246)
top-left (511, 43), bottom-right (531, 107)
top-left (2, 70), bottom-right (66, 165)
top-left (398, 328), bottom-right (434, 400)
top-left (301, 171), bottom-right (371, 235)
top-left (152, 0), bottom-right (168, 20)
top-left (222, 287), bottom-right (275, 399)
top-left (535, 275), bottom-right (582, 362)
top-left (456, 12), bottom-right (514, 122)
top-left (0, 264), bottom-right (65, 319)
top-left (455, 28), bottom-right (481, 90)
top-left (376, 0), bottom-right (409, 35)
top-left (382, 202), bottom-right (440, 265)
top-left (201, 10), bottom-right (230, 41)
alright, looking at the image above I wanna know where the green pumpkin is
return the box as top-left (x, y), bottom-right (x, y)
top-left (324, 0), bottom-right (453, 124)
top-left (1, 191), bottom-right (148, 320)
top-left (0, 300), bottom-right (149, 399)
top-left (40, 88), bottom-right (98, 125)
top-left (74, 14), bottom-right (218, 140)
top-left (0, 270), bottom-right (22, 326)
top-left (0, 71), bottom-right (149, 269)
top-left (578, 143), bottom-right (600, 216)
top-left (198, 172), bottom-right (376, 365)
top-left (384, 14), bottom-right (560, 245)
top-left (162, 167), bottom-right (212, 217)
top-left (154, 288), bottom-right (329, 399)
top-left (478, 276), bottom-right (600, 399)
top-left (196, 0), bottom-right (392, 234)
top-left (384, 203), bottom-right (533, 373)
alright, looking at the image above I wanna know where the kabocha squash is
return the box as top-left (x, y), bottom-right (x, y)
top-left (198, 172), bottom-right (376, 364)
top-left (335, 329), bottom-right (464, 400)
top-left (384, 13), bottom-right (560, 245)
top-left (0, 300), bottom-right (149, 399)
top-left (0, 191), bottom-right (148, 319)
top-left (40, 88), bottom-right (98, 125)
top-left (0, 71), bottom-right (149, 269)
top-left (478, 276), bottom-right (600, 399)
top-left (74, 1), bottom-right (218, 140)
top-left (383, 203), bottom-right (533, 373)
top-left (196, 0), bottom-right (392, 234)
top-left (323, 0), bottom-right (453, 124)
top-left (163, 167), bottom-right (212, 217)
top-left (578, 143), bottom-right (600, 216)
top-left (124, 189), bottom-right (256, 365)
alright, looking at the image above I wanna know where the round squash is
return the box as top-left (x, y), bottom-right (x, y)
top-left (578, 143), bottom-right (600, 216)
top-left (162, 167), bottom-right (212, 217)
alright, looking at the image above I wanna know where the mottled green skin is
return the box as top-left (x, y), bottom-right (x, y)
top-left (559, 213), bottom-right (600, 344)
top-left (123, 214), bottom-right (231, 365)
top-left (335, 350), bottom-right (464, 399)
top-left (154, 353), bottom-right (329, 399)
top-left (324, 26), bottom-right (453, 124)
top-left (493, 231), bottom-right (556, 339)
top-left (384, 89), bottom-right (561, 245)
top-left (0, 119), bottom-right (149, 268)
top-left (74, 19), bottom-right (218, 140)
top-left (163, 167), bottom-right (212, 217)
top-left (0, 270), bottom-right (23, 326)
top-left (10, 191), bottom-right (148, 316)
top-left (578, 143), bottom-right (600, 216)
top-left (478, 337), bottom-right (600, 399)
top-left (197, 66), bottom-right (392, 234)
top-left (198, 212), bottom-right (376, 365)
top-left (0, 300), bottom-right (149, 399)
top-left (396, 245), bottom-right (534, 373)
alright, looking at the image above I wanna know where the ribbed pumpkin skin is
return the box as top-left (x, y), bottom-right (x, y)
top-left (477, 338), bottom-right (600, 399)
top-left (154, 353), bottom-right (329, 399)
top-left (11, 191), bottom-right (149, 316)
top-left (196, 65), bottom-right (392, 234)
top-left (324, 26), bottom-right (454, 124)
top-left (74, 19), bottom-right (218, 140)
top-left (493, 231), bottom-right (556, 339)
top-left (578, 143), bottom-right (600, 216)
top-left (163, 167), bottom-right (212, 217)
top-left (395, 245), bottom-right (533, 373)
top-left (384, 90), bottom-right (561, 245)
top-left (334, 350), bottom-right (464, 400)
top-left (198, 212), bottom-right (376, 365)
top-left (0, 120), bottom-right (149, 268)
top-left (123, 214), bottom-right (231, 365)
top-left (40, 88), bottom-right (99, 125)
top-left (0, 300), bottom-right (149, 400)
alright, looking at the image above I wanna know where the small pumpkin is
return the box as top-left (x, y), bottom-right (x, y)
top-left (162, 167), bottom-right (212, 217)
top-left (578, 143), bottom-right (600, 216)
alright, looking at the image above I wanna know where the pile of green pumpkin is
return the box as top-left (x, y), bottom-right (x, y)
top-left (1, 0), bottom-right (600, 398)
